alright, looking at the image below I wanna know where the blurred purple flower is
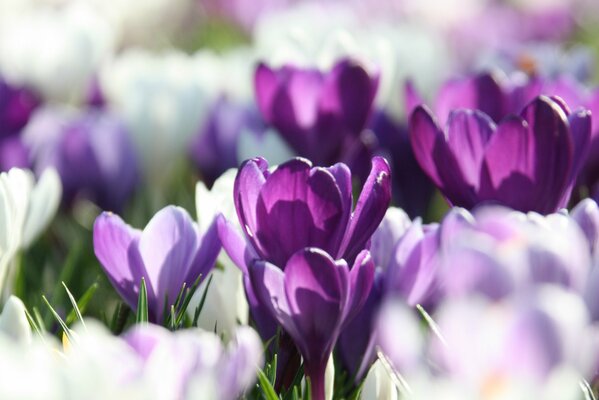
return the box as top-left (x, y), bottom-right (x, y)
top-left (93, 205), bottom-right (221, 322)
top-left (409, 95), bottom-right (590, 213)
top-left (190, 97), bottom-right (267, 185)
top-left (23, 107), bottom-right (138, 212)
top-left (250, 247), bottom-right (374, 400)
top-left (123, 323), bottom-right (263, 400)
top-left (254, 59), bottom-right (379, 180)
top-left (369, 111), bottom-right (435, 218)
top-left (0, 77), bottom-right (39, 137)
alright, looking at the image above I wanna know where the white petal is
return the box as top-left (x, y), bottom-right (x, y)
top-left (0, 295), bottom-right (31, 343)
top-left (22, 168), bottom-right (62, 249)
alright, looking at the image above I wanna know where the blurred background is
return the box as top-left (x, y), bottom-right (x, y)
top-left (2, 0), bottom-right (599, 328)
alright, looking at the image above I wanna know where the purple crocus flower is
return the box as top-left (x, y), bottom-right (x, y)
top-left (222, 156), bottom-right (391, 270)
top-left (369, 111), bottom-right (435, 218)
top-left (93, 205), bottom-right (221, 322)
top-left (0, 77), bottom-right (39, 137)
top-left (338, 208), bottom-right (440, 381)
top-left (23, 107), bottom-right (138, 212)
top-left (190, 97), bottom-right (267, 185)
top-left (409, 95), bottom-right (590, 214)
top-left (250, 247), bottom-right (374, 400)
top-left (254, 59), bottom-right (379, 179)
top-left (218, 156), bottom-right (390, 388)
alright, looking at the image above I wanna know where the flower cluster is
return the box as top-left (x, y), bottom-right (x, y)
top-left (3, 0), bottom-right (599, 399)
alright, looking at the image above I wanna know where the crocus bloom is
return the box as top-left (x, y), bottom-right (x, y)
top-left (189, 98), bottom-right (268, 185)
top-left (369, 111), bottom-right (435, 218)
top-left (93, 205), bottom-right (221, 322)
top-left (0, 76), bottom-right (39, 136)
top-left (254, 59), bottom-right (379, 176)
top-left (23, 106), bottom-right (138, 212)
top-left (222, 156), bottom-right (391, 270)
top-left (0, 168), bottom-right (61, 299)
top-left (123, 324), bottom-right (263, 400)
top-left (190, 169), bottom-right (249, 339)
top-left (409, 95), bottom-right (590, 214)
top-left (250, 247), bottom-right (374, 400)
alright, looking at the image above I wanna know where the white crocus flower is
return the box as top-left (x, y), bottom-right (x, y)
top-left (0, 295), bottom-right (32, 344)
top-left (253, 2), bottom-right (452, 120)
top-left (101, 49), bottom-right (253, 186)
top-left (0, 168), bottom-right (61, 299)
top-left (0, 2), bottom-right (114, 103)
top-left (361, 360), bottom-right (398, 400)
top-left (190, 169), bottom-right (249, 339)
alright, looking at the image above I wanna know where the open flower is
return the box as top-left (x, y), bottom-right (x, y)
top-left (93, 205), bottom-right (221, 322)
top-left (409, 96), bottom-right (590, 213)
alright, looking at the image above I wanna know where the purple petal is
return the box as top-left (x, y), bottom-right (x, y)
top-left (445, 109), bottom-right (495, 188)
top-left (234, 157), bottom-right (269, 257)
top-left (186, 216), bottom-right (221, 286)
top-left (93, 212), bottom-right (144, 309)
top-left (123, 324), bottom-right (168, 361)
top-left (571, 199), bottom-right (599, 255)
top-left (137, 206), bottom-right (199, 320)
top-left (283, 248), bottom-right (349, 364)
top-left (435, 73), bottom-right (506, 125)
top-left (409, 105), bottom-right (446, 189)
top-left (404, 80), bottom-right (424, 117)
top-left (339, 156), bottom-right (391, 262)
top-left (320, 59), bottom-right (379, 135)
top-left (344, 249), bottom-right (375, 325)
top-left (255, 158), bottom-right (346, 267)
top-left (559, 108), bottom-right (591, 207)
top-left (217, 214), bottom-right (258, 275)
top-left (248, 260), bottom-right (300, 340)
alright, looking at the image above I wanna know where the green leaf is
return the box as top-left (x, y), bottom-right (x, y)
top-left (257, 369), bottom-right (280, 400)
top-left (136, 277), bottom-right (149, 324)
top-left (65, 282), bottom-right (98, 326)
top-left (42, 295), bottom-right (73, 342)
top-left (192, 274), bottom-right (213, 327)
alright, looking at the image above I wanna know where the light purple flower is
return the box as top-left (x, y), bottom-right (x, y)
top-left (254, 59), bottom-right (379, 176)
top-left (123, 323), bottom-right (263, 400)
top-left (409, 95), bottom-right (590, 213)
top-left (23, 107), bottom-right (138, 212)
top-left (93, 205), bottom-right (221, 322)
top-left (249, 247), bottom-right (374, 400)
top-left (190, 97), bottom-right (267, 185)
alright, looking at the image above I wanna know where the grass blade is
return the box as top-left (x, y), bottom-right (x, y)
top-left (136, 278), bottom-right (149, 324)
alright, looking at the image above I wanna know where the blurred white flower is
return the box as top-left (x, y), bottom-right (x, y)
top-left (0, 168), bottom-right (61, 298)
top-left (101, 49), bottom-right (254, 184)
top-left (361, 360), bottom-right (398, 400)
top-left (190, 169), bottom-right (248, 339)
top-left (253, 2), bottom-right (453, 119)
top-left (0, 2), bottom-right (115, 103)
top-left (0, 295), bottom-right (31, 344)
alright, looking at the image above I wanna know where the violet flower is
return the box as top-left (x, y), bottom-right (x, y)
top-left (123, 324), bottom-right (263, 400)
top-left (254, 59), bottom-right (379, 178)
top-left (409, 95), bottom-right (590, 214)
top-left (369, 111), bottom-right (435, 218)
top-left (218, 156), bottom-right (390, 388)
top-left (190, 98), bottom-right (268, 186)
top-left (93, 205), bottom-right (221, 322)
top-left (23, 107), bottom-right (138, 212)
top-left (250, 247), bottom-right (374, 400)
